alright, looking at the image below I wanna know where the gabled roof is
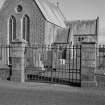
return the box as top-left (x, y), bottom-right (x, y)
top-left (35, 0), bottom-right (66, 28)
top-left (0, 0), bottom-right (66, 28)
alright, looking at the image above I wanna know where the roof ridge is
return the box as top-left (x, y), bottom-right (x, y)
top-left (35, 0), bottom-right (66, 28)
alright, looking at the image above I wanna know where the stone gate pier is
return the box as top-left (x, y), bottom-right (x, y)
top-left (10, 40), bottom-right (27, 82)
top-left (81, 41), bottom-right (97, 87)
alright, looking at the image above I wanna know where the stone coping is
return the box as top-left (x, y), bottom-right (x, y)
top-left (95, 70), bottom-right (105, 76)
top-left (0, 64), bottom-right (10, 70)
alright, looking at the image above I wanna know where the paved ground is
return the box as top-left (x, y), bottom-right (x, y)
top-left (0, 79), bottom-right (105, 105)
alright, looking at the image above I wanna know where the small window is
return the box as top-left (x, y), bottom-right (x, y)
top-left (9, 16), bottom-right (16, 42)
top-left (78, 37), bottom-right (81, 41)
top-left (82, 37), bottom-right (84, 40)
top-left (17, 5), bottom-right (23, 13)
top-left (78, 37), bottom-right (84, 42)
top-left (22, 15), bottom-right (30, 42)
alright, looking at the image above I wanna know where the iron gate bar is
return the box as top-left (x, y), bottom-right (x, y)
top-left (25, 44), bottom-right (81, 87)
top-left (69, 45), bottom-right (70, 83)
top-left (72, 46), bottom-right (75, 83)
top-left (76, 46), bottom-right (77, 83)
top-left (80, 45), bottom-right (82, 86)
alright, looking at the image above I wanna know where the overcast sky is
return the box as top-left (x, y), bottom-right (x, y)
top-left (58, 0), bottom-right (105, 43)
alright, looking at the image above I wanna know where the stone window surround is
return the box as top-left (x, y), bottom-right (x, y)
top-left (7, 14), bottom-right (30, 65)
top-left (9, 15), bottom-right (16, 42)
top-left (8, 14), bottom-right (30, 43)
top-left (21, 14), bottom-right (30, 43)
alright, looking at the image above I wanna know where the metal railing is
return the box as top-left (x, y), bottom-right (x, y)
top-left (24, 44), bottom-right (81, 86)
top-left (97, 45), bottom-right (105, 71)
top-left (1, 44), bottom-right (105, 86)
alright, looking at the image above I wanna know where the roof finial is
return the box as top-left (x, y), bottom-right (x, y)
top-left (56, 1), bottom-right (59, 7)
top-left (56, 0), bottom-right (61, 8)
top-left (48, 0), bottom-right (61, 8)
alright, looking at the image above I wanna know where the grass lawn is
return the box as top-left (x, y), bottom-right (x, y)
top-left (0, 79), bottom-right (104, 105)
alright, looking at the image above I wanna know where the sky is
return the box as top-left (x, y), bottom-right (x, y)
top-left (57, 0), bottom-right (105, 43)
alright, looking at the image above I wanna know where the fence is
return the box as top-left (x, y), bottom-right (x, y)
top-left (97, 45), bottom-right (105, 71)
top-left (24, 44), bottom-right (81, 86)
top-left (0, 44), bottom-right (104, 86)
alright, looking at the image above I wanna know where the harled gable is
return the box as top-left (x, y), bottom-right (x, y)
top-left (0, 0), bottom-right (66, 28)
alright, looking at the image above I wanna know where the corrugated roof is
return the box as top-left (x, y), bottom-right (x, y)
top-left (35, 0), bottom-right (66, 28)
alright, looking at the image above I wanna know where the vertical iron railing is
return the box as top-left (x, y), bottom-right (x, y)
top-left (80, 45), bottom-right (82, 86)
top-left (24, 44), bottom-right (81, 86)
top-left (97, 45), bottom-right (105, 71)
top-left (0, 44), bottom-right (82, 86)
top-left (0, 44), bottom-right (104, 86)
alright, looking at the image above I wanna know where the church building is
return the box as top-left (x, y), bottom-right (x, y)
top-left (0, 0), bottom-right (66, 82)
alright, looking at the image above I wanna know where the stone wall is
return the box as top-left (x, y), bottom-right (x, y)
top-left (0, 0), bottom-right (46, 81)
top-left (81, 43), bottom-right (97, 87)
top-left (0, 65), bottom-right (10, 80)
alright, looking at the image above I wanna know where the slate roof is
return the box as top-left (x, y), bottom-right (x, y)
top-left (54, 28), bottom-right (69, 43)
top-left (35, 0), bottom-right (66, 28)
top-left (66, 18), bottom-right (98, 35)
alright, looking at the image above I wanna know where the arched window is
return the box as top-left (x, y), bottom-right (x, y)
top-left (22, 15), bottom-right (30, 42)
top-left (9, 16), bottom-right (16, 42)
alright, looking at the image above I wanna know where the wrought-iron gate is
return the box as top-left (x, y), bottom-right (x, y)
top-left (25, 44), bottom-right (81, 87)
